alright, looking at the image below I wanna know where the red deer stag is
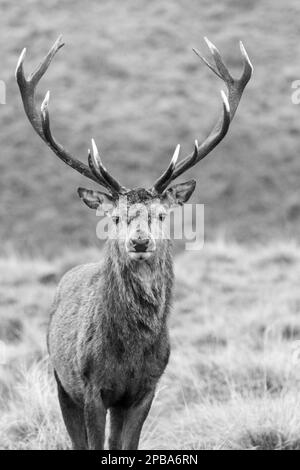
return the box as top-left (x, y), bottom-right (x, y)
top-left (16, 36), bottom-right (252, 450)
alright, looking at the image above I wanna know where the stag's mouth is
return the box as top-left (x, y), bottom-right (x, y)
top-left (128, 251), bottom-right (154, 261)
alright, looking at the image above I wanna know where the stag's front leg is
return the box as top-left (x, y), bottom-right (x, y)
top-left (84, 387), bottom-right (107, 450)
top-left (122, 390), bottom-right (155, 450)
top-left (108, 406), bottom-right (125, 449)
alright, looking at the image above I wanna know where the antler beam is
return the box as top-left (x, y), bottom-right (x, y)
top-left (152, 38), bottom-right (253, 194)
top-left (16, 36), bottom-right (125, 195)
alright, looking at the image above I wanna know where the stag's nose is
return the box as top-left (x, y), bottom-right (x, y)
top-left (131, 238), bottom-right (150, 253)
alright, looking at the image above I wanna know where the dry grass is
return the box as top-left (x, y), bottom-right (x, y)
top-left (1, 240), bottom-right (300, 449)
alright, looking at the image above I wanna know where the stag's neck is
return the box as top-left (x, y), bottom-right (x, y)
top-left (102, 241), bottom-right (174, 337)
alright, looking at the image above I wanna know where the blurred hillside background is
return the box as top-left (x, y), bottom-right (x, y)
top-left (2, 0), bottom-right (300, 451)
top-left (1, 0), bottom-right (300, 254)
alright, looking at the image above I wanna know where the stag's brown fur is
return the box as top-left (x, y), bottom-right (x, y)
top-left (48, 203), bottom-right (174, 449)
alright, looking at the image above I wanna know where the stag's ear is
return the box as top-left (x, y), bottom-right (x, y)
top-left (161, 180), bottom-right (196, 207)
top-left (77, 188), bottom-right (116, 212)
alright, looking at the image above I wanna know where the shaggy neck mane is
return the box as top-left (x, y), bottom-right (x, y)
top-left (102, 240), bottom-right (174, 338)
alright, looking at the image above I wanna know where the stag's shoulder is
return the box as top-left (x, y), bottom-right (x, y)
top-left (55, 262), bottom-right (104, 300)
top-left (59, 262), bottom-right (103, 288)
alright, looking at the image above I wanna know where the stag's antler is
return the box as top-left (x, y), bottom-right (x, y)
top-left (152, 38), bottom-right (253, 194)
top-left (15, 36), bottom-right (126, 196)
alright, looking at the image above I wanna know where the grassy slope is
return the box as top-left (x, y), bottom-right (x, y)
top-left (1, 0), bottom-right (300, 254)
top-left (1, 242), bottom-right (300, 449)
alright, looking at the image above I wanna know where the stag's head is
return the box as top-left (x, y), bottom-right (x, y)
top-left (16, 36), bottom-right (252, 262)
top-left (78, 142), bottom-right (196, 260)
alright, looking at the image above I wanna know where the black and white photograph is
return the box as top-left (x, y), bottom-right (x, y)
top-left (1, 0), bottom-right (300, 454)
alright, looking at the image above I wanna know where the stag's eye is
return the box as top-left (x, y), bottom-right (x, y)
top-left (158, 213), bottom-right (167, 222)
top-left (112, 216), bottom-right (120, 225)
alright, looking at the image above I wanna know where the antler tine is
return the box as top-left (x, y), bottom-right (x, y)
top-left (16, 37), bottom-right (125, 194)
top-left (171, 90), bottom-right (230, 179)
top-left (30, 36), bottom-right (65, 85)
top-left (87, 149), bottom-right (111, 190)
top-left (152, 144), bottom-right (180, 194)
top-left (200, 37), bottom-right (233, 84)
top-left (90, 139), bottom-right (127, 195)
top-left (16, 36), bottom-right (65, 141)
top-left (151, 38), bottom-right (253, 192)
top-left (239, 41), bottom-right (253, 88)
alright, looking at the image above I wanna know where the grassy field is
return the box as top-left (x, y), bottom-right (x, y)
top-left (1, 0), bottom-right (300, 253)
top-left (1, 0), bottom-right (300, 451)
top-left (1, 241), bottom-right (300, 450)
